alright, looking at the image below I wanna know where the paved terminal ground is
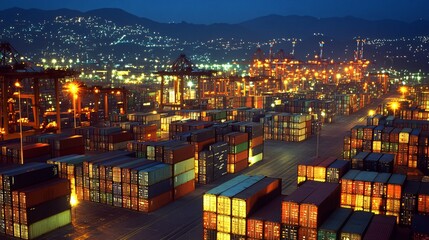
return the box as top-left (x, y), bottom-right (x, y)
top-left (32, 93), bottom-right (397, 240)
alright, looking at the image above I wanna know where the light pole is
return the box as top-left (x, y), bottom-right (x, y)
top-left (68, 83), bottom-right (79, 128)
top-left (316, 120), bottom-right (321, 158)
top-left (15, 82), bottom-right (24, 164)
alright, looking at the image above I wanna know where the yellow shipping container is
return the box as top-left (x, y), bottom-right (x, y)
top-left (203, 194), bottom-right (217, 212)
top-left (363, 196), bottom-right (371, 211)
top-left (354, 194), bottom-right (364, 210)
top-left (386, 199), bottom-right (401, 212)
top-left (313, 166), bottom-right (326, 182)
top-left (217, 231), bottom-right (231, 240)
top-left (217, 214), bottom-right (231, 233)
top-left (218, 196), bottom-right (233, 215)
top-left (372, 141), bottom-right (381, 153)
top-left (341, 193), bottom-right (353, 207)
top-left (231, 217), bottom-right (246, 236)
top-left (399, 132), bottom-right (410, 144)
top-left (231, 198), bottom-right (246, 218)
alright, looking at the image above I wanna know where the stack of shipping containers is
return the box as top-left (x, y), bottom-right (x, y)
top-left (386, 174), bottom-right (406, 222)
top-left (298, 182), bottom-right (340, 239)
top-left (281, 181), bottom-right (319, 240)
top-left (0, 163), bottom-right (71, 239)
top-left (0, 142), bottom-right (50, 164)
top-left (230, 177), bottom-right (281, 238)
top-left (417, 182), bottom-right (429, 217)
top-left (203, 175), bottom-right (268, 240)
top-left (224, 132), bottom-right (249, 174)
top-left (264, 113), bottom-right (312, 142)
top-left (234, 122), bottom-right (264, 165)
top-left (400, 181), bottom-right (421, 226)
top-left (246, 197), bottom-right (282, 239)
top-left (297, 157), bottom-right (337, 185)
top-left (198, 142), bottom-right (228, 184)
top-left (25, 134), bottom-right (85, 158)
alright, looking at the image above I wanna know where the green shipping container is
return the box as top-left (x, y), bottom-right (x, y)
top-left (173, 158), bottom-right (194, 176)
top-left (174, 169), bottom-right (195, 188)
top-left (20, 209), bottom-right (71, 239)
top-left (229, 142), bottom-right (249, 154)
top-left (138, 163), bottom-right (172, 186)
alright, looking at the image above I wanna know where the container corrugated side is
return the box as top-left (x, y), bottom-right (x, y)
top-left (363, 215), bottom-right (396, 240)
top-left (203, 175), bottom-right (251, 212)
top-left (340, 211), bottom-right (373, 240)
top-left (231, 177), bottom-right (281, 218)
top-left (318, 208), bottom-right (353, 240)
top-left (217, 175), bottom-right (264, 216)
top-left (138, 163), bottom-right (172, 186)
top-left (20, 209), bottom-right (71, 240)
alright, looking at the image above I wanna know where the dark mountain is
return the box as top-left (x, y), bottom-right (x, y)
top-left (1, 8), bottom-right (428, 71)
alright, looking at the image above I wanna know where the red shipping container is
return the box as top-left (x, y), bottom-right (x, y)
top-left (193, 138), bottom-right (216, 153)
top-left (224, 132), bottom-right (248, 145)
top-left (250, 136), bottom-right (263, 148)
top-left (138, 190), bottom-right (173, 213)
top-left (18, 178), bottom-right (70, 208)
top-left (227, 158), bottom-right (248, 173)
top-left (174, 179), bottom-right (195, 200)
top-left (22, 143), bottom-right (50, 159)
top-left (228, 150), bottom-right (249, 164)
top-left (164, 144), bottom-right (195, 164)
top-left (203, 211), bottom-right (217, 230)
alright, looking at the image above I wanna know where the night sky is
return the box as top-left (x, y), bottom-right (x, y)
top-left (2, 0), bottom-right (429, 24)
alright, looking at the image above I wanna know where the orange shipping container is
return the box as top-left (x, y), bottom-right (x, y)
top-left (174, 179), bottom-right (195, 200)
top-left (227, 158), bottom-right (248, 173)
top-left (299, 182), bottom-right (340, 228)
top-left (247, 218), bottom-right (264, 239)
top-left (228, 150), bottom-right (249, 164)
top-left (417, 183), bottom-right (429, 214)
top-left (250, 136), bottom-right (263, 148)
top-left (298, 227), bottom-right (318, 240)
top-left (138, 190), bottom-right (173, 213)
top-left (203, 211), bottom-right (217, 230)
top-left (281, 181), bottom-right (320, 225)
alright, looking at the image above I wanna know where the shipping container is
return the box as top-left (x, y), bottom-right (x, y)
top-left (400, 181), bottom-right (421, 225)
top-left (281, 181), bottom-right (321, 225)
top-left (326, 160), bottom-right (350, 183)
top-left (246, 196), bottom-right (281, 239)
top-left (363, 215), bottom-right (396, 240)
top-left (203, 175), bottom-right (251, 212)
top-left (378, 154), bottom-right (394, 173)
top-left (231, 177), bottom-right (281, 218)
top-left (351, 152), bottom-right (370, 170)
top-left (19, 209), bottom-right (71, 240)
top-left (363, 153), bottom-right (382, 172)
top-left (314, 157), bottom-right (337, 182)
top-left (418, 182), bottom-right (429, 214)
top-left (217, 175), bottom-right (265, 216)
top-left (340, 211), bottom-right (373, 240)
top-left (299, 182), bottom-right (340, 228)
top-left (318, 208), bottom-right (353, 240)
top-left (17, 178), bottom-right (70, 208)
top-left (411, 214), bottom-right (429, 239)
